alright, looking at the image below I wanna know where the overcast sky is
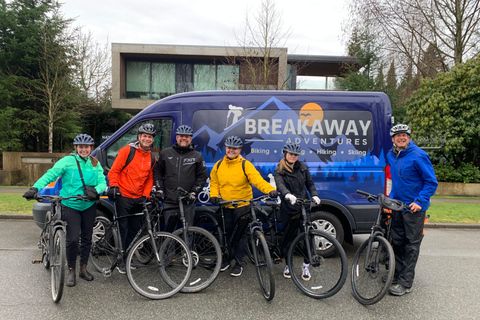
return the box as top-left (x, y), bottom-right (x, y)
top-left (60, 0), bottom-right (349, 56)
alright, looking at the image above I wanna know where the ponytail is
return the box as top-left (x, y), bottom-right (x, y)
top-left (90, 156), bottom-right (98, 167)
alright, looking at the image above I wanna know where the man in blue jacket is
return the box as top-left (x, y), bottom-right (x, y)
top-left (387, 124), bottom-right (438, 296)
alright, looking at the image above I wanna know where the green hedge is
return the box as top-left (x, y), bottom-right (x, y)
top-left (434, 163), bottom-right (480, 183)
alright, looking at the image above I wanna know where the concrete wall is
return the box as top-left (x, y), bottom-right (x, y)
top-left (435, 182), bottom-right (480, 197)
top-left (1, 152), bottom-right (69, 185)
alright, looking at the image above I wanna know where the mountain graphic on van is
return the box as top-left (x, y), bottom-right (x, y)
top-left (192, 96), bottom-right (374, 165)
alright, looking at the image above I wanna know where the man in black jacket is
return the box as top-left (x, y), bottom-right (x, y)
top-left (153, 125), bottom-right (208, 229)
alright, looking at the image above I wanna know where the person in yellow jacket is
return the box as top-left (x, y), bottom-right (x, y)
top-left (209, 136), bottom-right (279, 277)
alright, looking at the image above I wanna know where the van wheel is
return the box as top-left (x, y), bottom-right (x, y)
top-left (310, 211), bottom-right (344, 257)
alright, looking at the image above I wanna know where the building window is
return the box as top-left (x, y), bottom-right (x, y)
top-left (152, 63), bottom-right (175, 99)
top-left (296, 76), bottom-right (335, 90)
top-left (126, 61), bottom-right (150, 99)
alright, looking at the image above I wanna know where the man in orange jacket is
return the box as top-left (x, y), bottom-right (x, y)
top-left (107, 123), bottom-right (156, 274)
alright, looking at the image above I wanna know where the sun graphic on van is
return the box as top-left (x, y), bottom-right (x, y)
top-left (299, 103), bottom-right (323, 125)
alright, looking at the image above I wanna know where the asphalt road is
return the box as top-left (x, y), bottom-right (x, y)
top-left (1, 219), bottom-right (479, 320)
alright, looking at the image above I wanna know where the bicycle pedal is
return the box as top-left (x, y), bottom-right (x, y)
top-left (32, 259), bottom-right (41, 264)
top-left (274, 258), bottom-right (282, 264)
top-left (102, 269), bottom-right (112, 277)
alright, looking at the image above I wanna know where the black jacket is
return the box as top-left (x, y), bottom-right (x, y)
top-left (274, 161), bottom-right (318, 214)
top-left (153, 143), bottom-right (207, 203)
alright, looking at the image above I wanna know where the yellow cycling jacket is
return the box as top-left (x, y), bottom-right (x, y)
top-left (210, 155), bottom-right (274, 207)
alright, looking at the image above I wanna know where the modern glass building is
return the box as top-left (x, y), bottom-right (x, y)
top-left (112, 43), bottom-right (358, 113)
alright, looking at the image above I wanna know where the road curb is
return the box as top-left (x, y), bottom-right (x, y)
top-left (1, 213), bottom-right (480, 229)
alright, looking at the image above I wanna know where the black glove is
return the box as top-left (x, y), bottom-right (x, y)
top-left (268, 190), bottom-right (279, 198)
top-left (210, 197), bottom-right (219, 204)
top-left (85, 186), bottom-right (99, 201)
top-left (23, 187), bottom-right (38, 200)
top-left (107, 186), bottom-right (121, 201)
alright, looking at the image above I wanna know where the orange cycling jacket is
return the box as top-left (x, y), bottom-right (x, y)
top-left (108, 142), bottom-right (154, 199)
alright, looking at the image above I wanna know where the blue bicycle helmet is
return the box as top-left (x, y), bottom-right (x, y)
top-left (138, 123), bottom-right (156, 137)
top-left (390, 124), bottom-right (411, 137)
top-left (225, 136), bottom-right (243, 148)
top-left (73, 134), bottom-right (95, 145)
top-left (282, 142), bottom-right (302, 155)
top-left (176, 125), bottom-right (194, 136)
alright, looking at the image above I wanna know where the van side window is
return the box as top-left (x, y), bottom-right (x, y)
top-left (105, 118), bottom-right (173, 168)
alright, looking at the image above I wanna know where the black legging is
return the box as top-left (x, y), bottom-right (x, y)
top-left (61, 203), bottom-right (96, 269)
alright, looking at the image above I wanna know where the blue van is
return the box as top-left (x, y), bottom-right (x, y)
top-left (33, 90), bottom-right (393, 247)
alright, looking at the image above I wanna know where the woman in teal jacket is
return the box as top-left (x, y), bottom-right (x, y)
top-left (23, 134), bottom-right (107, 287)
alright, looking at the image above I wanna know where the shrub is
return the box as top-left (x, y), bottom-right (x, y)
top-left (434, 162), bottom-right (480, 183)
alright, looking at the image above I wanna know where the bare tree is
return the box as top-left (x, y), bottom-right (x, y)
top-left (223, 0), bottom-right (300, 90)
top-left (345, 0), bottom-right (480, 77)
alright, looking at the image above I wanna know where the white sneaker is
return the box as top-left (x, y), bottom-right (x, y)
top-left (302, 263), bottom-right (311, 281)
top-left (283, 265), bottom-right (291, 279)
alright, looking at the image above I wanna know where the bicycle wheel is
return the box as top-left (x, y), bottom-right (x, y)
top-left (90, 217), bottom-right (118, 274)
top-left (250, 230), bottom-right (275, 301)
top-left (126, 232), bottom-right (192, 300)
top-left (51, 228), bottom-right (66, 303)
top-left (351, 235), bottom-right (395, 305)
top-left (287, 230), bottom-right (347, 299)
top-left (246, 214), bottom-right (274, 264)
top-left (194, 213), bottom-right (222, 244)
top-left (173, 226), bottom-right (222, 293)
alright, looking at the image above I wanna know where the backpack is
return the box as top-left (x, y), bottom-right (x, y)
top-left (122, 145), bottom-right (156, 171)
top-left (215, 158), bottom-right (249, 183)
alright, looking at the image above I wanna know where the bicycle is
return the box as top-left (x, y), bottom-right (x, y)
top-left (31, 195), bottom-right (87, 303)
top-left (161, 186), bottom-right (222, 293)
top-left (89, 195), bottom-right (193, 300)
top-left (195, 195), bottom-right (275, 301)
top-left (351, 190), bottom-right (410, 305)
top-left (249, 198), bottom-right (348, 299)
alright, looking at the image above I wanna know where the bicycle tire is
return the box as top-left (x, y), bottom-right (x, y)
top-left (51, 228), bottom-right (66, 303)
top-left (173, 226), bottom-right (222, 293)
top-left (90, 217), bottom-right (118, 274)
top-left (194, 213), bottom-right (222, 244)
top-left (42, 230), bottom-right (50, 269)
top-left (126, 232), bottom-right (192, 300)
top-left (287, 230), bottom-right (347, 299)
top-left (351, 235), bottom-right (395, 305)
top-left (251, 230), bottom-right (275, 301)
top-left (246, 213), bottom-right (275, 264)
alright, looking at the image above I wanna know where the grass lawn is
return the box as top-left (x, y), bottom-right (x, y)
top-left (1, 193), bottom-right (479, 223)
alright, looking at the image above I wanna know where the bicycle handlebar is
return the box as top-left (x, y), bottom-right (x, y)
top-left (356, 190), bottom-right (410, 211)
top-left (35, 194), bottom-right (88, 203)
top-left (217, 194), bottom-right (274, 207)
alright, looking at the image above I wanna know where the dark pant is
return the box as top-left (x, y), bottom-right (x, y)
top-left (391, 210), bottom-right (426, 288)
top-left (61, 204), bottom-right (96, 269)
top-left (164, 201), bottom-right (196, 229)
top-left (223, 206), bottom-right (250, 264)
top-left (280, 211), bottom-right (308, 261)
top-left (116, 196), bottom-right (145, 254)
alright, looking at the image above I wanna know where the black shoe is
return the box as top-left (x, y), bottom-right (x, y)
top-left (66, 268), bottom-right (76, 287)
top-left (230, 263), bottom-right (243, 277)
top-left (79, 265), bottom-right (94, 281)
top-left (116, 263), bottom-right (126, 275)
top-left (220, 260), bottom-right (230, 272)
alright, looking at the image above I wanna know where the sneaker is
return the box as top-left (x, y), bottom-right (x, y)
top-left (389, 284), bottom-right (412, 296)
top-left (283, 265), bottom-right (291, 279)
top-left (230, 263), bottom-right (243, 277)
top-left (302, 263), bottom-right (311, 281)
top-left (130, 263), bottom-right (138, 270)
top-left (220, 261), bottom-right (230, 272)
top-left (116, 263), bottom-right (126, 275)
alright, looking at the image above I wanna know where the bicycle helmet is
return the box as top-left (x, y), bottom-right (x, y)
top-left (224, 136), bottom-right (243, 148)
top-left (176, 125), bottom-right (194, 136)
top-left (282, 142), bottom-right (302, 155)
top-left (73, 134), bottom-right (94, 145)
top-left (390, 124), bottom-right (411, 137)
top-left (138, 123), bottom-right (156, 137)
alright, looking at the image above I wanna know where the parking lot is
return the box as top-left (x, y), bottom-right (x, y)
top-left (1, 218), bottom-right (479, 320)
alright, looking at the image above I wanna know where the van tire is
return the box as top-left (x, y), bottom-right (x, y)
top-left (310, 211), bottom-right (344, 257)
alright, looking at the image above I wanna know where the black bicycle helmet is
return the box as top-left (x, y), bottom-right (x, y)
top-left (390, 124), bottom-right (411, 137)
top-left (138, 123), bottom-right (156, 137)
top-left (282, 142), bottom-right (302, 155)
top-left (225, 136), bottom-right (243, 148)
top-left (73, 134), bottom-right (94, 145)
top-left (176, 125), bottom-right (194, 136)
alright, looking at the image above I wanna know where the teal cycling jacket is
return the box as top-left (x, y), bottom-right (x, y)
top-left (33, 153), bottom-right (107, 211)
